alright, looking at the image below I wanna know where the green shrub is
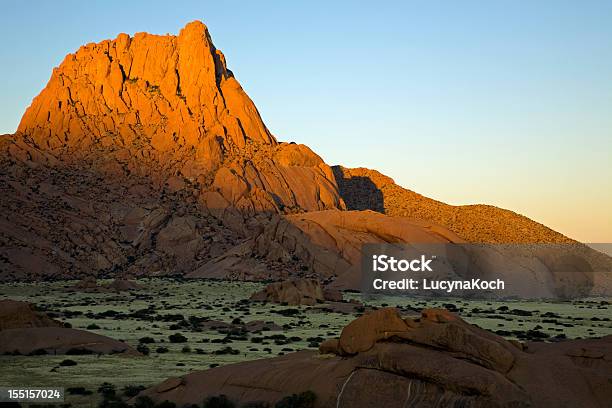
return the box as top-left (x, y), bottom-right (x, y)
top-left (274, 391), bottom-right (316, 408)
top-left (97, 383), bottom-right (116, 397)
top-left (134, 396), bottom-right (155, 408)
top-left (168, 333), bottom-right (187, 343)
top-left (66, 387), bottom-right (92, 395)
top-left (123, 385), bottom-right (146, 397)
top-left (136, 344), bottom-right (150, 355)
top-left (155, 401), bottom-right (176, 408)
top-left (203, 394), bottom-right (235, 408)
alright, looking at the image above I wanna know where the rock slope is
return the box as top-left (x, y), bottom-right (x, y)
top-left (140, 308), bottom-right (612, 408)
top-left (194, 209), bottom-right (611, 297)
top-left (0, 300), bottom-right (138, 355)
top-left (0, 300), bottom-right (61, 330)
top-left (188, 210), bottom-right (464, 287)
top-left (0, 327), bottom-right (138, 356)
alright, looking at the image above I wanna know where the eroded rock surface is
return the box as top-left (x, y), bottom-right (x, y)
top-left (190, 208), bottom-right (611, 296)
top-left (250, 279), bottom-right (325, 306)
top-left (249, 279), bottom-right (367, 315)
top-left (12, 20), bottom-right (342, 216)
top-left (0, 21), bottom-right (342, 281)
top-left (192, 209), bottom-right (464, 286)
top-left (140, 308), bottom-right (612, 408)
top-left (253, 210), bottom-right (465, 289)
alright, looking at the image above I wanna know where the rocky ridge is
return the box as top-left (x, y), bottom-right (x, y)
top-left (333, 166), bottom-right (573, 244)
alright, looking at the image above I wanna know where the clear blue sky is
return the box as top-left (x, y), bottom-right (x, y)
top-left (1, 1), bottom-right (611, 242)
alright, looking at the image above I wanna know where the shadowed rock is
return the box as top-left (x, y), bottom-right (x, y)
top-left (105, 278), bottom-right (143, 292)
top-left (0, 300), bottom-right (61, 330)
top-left (0, 327), bottom-right (138, 355)
top-left (0, 300), bottom-right (138, 356)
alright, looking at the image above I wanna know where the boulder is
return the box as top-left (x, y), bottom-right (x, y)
top-left (0, 300), bottom-right (61, 331)
top-left (104, 279), bottom-right (143, 292)
top-left (318, 338), bottom-right (340, 355)
top-left (250, 279), bottom-right (325, 306)
top-left (0, 300), bottom-right (138, 356)
top-left (337, 308), bottom-right (408, 354)
top-left (322, 288), bottom-right (343, 302)
top-left (140, 308), bottom-right (612, 408)
top-left (0, 327), bottom-right (138, 356)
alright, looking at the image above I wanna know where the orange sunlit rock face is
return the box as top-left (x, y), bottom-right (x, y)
top-left (19, 21), bottom-right (273, 152)
top-left (14, 20), bottom-right (343, 216)
top-left (0, 21), bottom-right (345, 281)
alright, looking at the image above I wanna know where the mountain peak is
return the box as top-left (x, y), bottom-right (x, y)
top-left (17, 20), bottom-right (275, 162)
top-left (9, 22), bottom-right (343, 226)
top-left (179, 20), bottom-right (210, 37)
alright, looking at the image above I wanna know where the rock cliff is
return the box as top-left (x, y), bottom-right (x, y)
top-left (1, 21), bottom-right (342, 280)
top-left (11, 20), bottom-right (343, 217)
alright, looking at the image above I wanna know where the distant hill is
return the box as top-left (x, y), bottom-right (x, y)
top-left (332, 166), bottom-right (573, 244)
